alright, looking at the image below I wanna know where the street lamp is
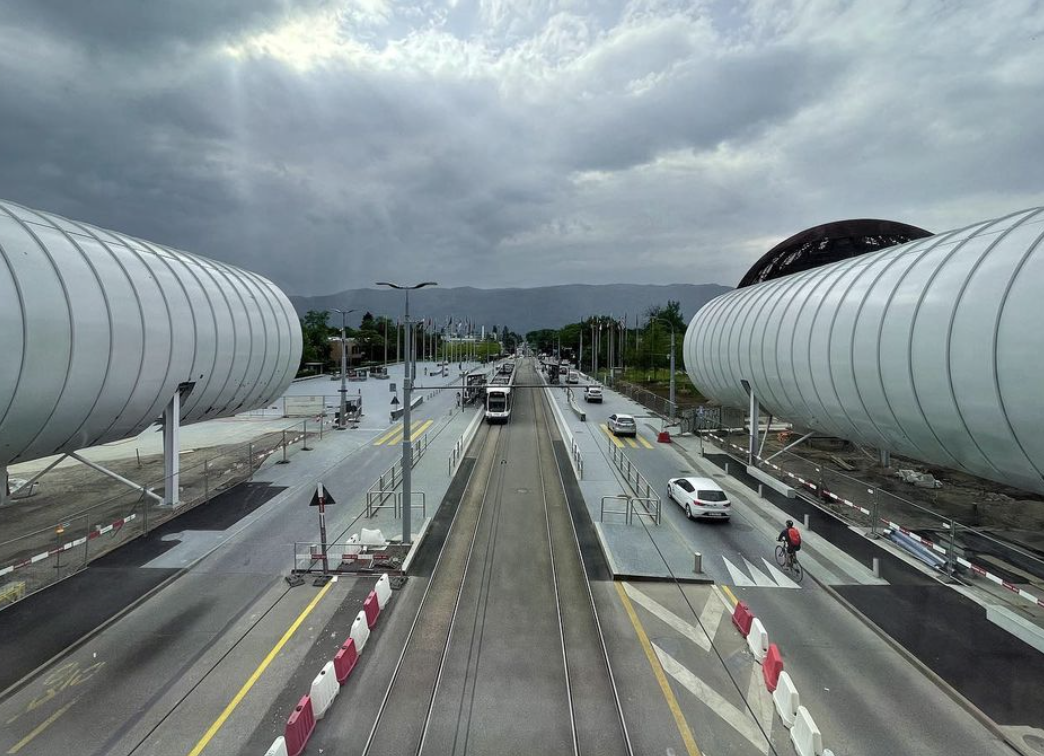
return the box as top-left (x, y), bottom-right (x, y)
top-left (376, 281), bottom-right (438, 546)
top-left (650, 316), bottom-right (677, 422)
top-left (332, 308), bottom-right (358, 429)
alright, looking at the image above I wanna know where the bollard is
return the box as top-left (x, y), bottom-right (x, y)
top-left (803, 513), bottom-right (810, 529)
top-left (758, 483), bottom-right (764, 498)
top-left (872, 557), bottom-right (880, 578)
top-left (725, 462), bottom-right (730, 476)
top-left (694, 552), bottom-right (703, 574)
top-left (302, 420), bottom-right (312, 451)
top-left (248, 443), bottom-right (255, 474)
top-left (204, 459), bottom-right (210, 501)
top-left (278, 431), bottom-right (290, 464)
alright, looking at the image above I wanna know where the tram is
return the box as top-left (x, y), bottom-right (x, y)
top-left (485, 385), bottom-right (512, 423)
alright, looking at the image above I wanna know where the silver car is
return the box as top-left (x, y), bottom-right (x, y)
top-left (607, 413), bottom-right (637, 437)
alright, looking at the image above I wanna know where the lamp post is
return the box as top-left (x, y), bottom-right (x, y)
top-left (332, 308), bottom-right (357, 429)
top-left (650, 316), bottom-right (677, 421)
top-left (377, 281), bottom-right (438, 545)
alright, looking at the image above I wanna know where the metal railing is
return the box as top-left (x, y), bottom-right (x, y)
top-left (0, 415), bottom-right (330, 607)
top-left (366, 429), bottom-right (432, 517)
top-left (600, 494), bottom-right (661, 525)
top-left (606, 440), bottom-right (661, 524)
top-left (605, 376), bottom-right (677, 421)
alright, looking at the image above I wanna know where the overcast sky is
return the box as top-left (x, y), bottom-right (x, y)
top-left (1, 0), bottom-right (1042, 295)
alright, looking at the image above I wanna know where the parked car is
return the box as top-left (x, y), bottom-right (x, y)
top-left (584, 385), bottom-right (603, 403)
top-left (667, 477), bottom-right (731, 520)
top-left (607, 413), bottom-right (637, 436)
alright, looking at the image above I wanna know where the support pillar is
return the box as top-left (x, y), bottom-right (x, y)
top-left (748, 386), bottom-right (759, 467)
top-left (163, 390), bottom-right (181, 507)
top-left (1, 465), bottom-right (8, 507)
top-left (880, 448), bottom-right (891, 468)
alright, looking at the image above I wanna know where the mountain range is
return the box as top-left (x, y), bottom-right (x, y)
top-left (289, 284), bottom-right (733, 333)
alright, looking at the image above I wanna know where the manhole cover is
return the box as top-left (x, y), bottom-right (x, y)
top-left (517, 488), bottom-right (530, 494)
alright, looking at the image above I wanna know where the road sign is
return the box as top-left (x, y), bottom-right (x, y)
top-left (390, 395), bottom-right (400, 406)
top-left (309, 482), bottom-right (336, 507)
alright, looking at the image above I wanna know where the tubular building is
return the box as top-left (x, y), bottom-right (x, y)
top-left (0, 199), bottom-right (301, 501)
top-left (684, 207), bottom-right (1044, 495)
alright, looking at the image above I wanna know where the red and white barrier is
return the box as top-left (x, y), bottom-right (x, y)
top-left (762, 643), bottom-right (784, 691)
top-left (284, 696), bottom-right (316, 756)
top-left (772, 671), bottom-right (800, 728)
top-left (731, 600), bottom-right (754, 637)
top-left (747, 618), bottom-right (769, 662)
top-left (263, 736), bottom-right (289, 756)
top-left (310, 661), bottom-right (339, 719)
top-left (791, 705), bottom-right (823, 756)
top-left (350, 610), bottom-right (370, 651)
top-left (0, 513), bottom-right (137, 578)
top-left (375, 574), bottom-right (393, 608)
top-left (334, 639), bottom-right (359, 683)
top-left (364, 590), bottom-right (380, 629)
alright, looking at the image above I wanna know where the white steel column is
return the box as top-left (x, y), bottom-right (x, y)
top-left (163, 391), bottom-right (181, 507)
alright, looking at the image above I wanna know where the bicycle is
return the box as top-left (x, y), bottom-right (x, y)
top-left (775, 544), bottom-right (804, 583)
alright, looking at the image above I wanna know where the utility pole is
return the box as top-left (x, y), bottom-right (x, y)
top-left (377, 281), bottom-right (437, 545)
top-left (332, 309), bottom-right (357, 429)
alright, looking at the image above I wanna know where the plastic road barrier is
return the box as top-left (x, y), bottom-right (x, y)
top-left (350, 610), bottom-right (371, 652)
top-left (310, 661), bottom-right (339, 719)
top-left (284, 696), bottom-right (316, 756)
top-left (334, 639), bottom-right (359, 683)
top-left (364, 590), bottom-right (381, 629)
top-left (263, 736), bottom-right (289, 756)
top-left (747, 618), bottom-right (769, 662)
top-left (791, 705), bottom-right (823, 756)
top-left (773, 671), bottom-right (800, 728)
top-left (375, 573), bottom-right (393, 608)
top-left (731, 600), bottom-right (754, 637)
top-left (762, 643), bottom-right (784, 691)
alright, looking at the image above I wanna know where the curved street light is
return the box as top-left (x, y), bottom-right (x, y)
top-left (332, 308), bottom-right (358, 429)
top-left (376, 281), bottom-right (438, 545)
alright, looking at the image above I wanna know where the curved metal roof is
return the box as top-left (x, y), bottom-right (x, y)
top-left (738, 218), bottom-right (932, 288)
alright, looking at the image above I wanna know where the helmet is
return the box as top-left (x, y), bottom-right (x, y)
top-left (785, 520), bottom-right (794, 527)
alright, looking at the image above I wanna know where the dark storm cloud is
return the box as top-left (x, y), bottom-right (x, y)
top-left (0, 1), bottom-right (1042, 295)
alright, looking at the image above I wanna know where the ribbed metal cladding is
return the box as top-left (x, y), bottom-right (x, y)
top-left (0, 199), bottom-right (302, 467)
top-left (684, 207), bottom-right (1044, 494)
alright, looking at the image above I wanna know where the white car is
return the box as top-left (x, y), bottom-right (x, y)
top-left (667, 477), bottom-right (731, 520)
top-left (584, 385), bottom-right (603, 403)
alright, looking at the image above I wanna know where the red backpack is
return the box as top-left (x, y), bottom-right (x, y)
top-left (788, 527), bottom-right (801, 547)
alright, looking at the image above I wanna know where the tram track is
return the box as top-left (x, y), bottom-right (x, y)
top-left (360, 359), bottom-right (632, 756)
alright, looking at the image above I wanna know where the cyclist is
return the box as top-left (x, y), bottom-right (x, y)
top-left (778, 519), bottom-right (802, 568)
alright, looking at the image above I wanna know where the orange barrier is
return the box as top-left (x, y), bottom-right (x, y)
top-left (731, 600), bottom-right (754, 637)
top-left (657, 430), bottom-right (672, 443)
top-left (763, 643), bottom-right (784, 691)
top-left (334, 639), bottom-right (359, 683)
top-left (284, 696), bottom-right (316, 756)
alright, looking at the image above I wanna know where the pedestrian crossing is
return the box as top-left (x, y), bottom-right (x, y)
top-left (373, 418), bottom-right (433, 446)
top-left (721, 555), bottom-right (801, 589)
top-left (599, 423), bottom-right (655, 449)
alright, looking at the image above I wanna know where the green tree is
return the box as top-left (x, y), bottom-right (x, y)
top-left (300, 310), bottom-right (333, 370)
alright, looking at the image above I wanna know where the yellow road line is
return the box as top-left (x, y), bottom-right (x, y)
top-left (600, 424), bottom-right (624, 448)
top-left (387, 418), bottom-right (433, 446)
top-left (626, 437), bottom-right (639, 448)
top-left (374, 424), bottom-right (404, 445)
top-left (720, 585), bottom-right (739, 607)
top-left (638, 435), bottom-right (654, 449)
top-left (615, 583), bottom-right (702, 756)
top-left (187, 581), bottom-right (335, 756)
top-left (7, 698), bottom-right (78, 754)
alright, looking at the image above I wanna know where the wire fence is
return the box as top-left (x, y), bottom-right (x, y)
top-left (0, 416), bottom-right (331, 608)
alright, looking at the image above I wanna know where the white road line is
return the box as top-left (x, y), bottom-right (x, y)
top-left (624, 582), bottom-right (710, 651)
top-left (745, 663), bottom-right (776, 736)
top-left (655, 644), bottom-right (770, 754)
top-left (722, 556), bottom-right (755, 587)
top-left (698, 588), bottom-right (725, 643)
top-left (761, 558), bottom-right (801, 590)
top-left (742, 557), bottom-right (778, 588)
